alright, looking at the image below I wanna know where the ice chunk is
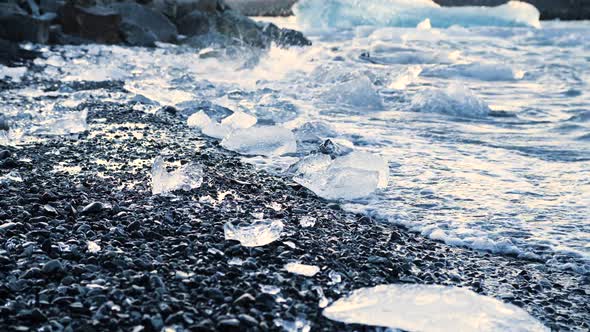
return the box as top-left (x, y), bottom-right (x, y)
top-left (313, 286), bottom-right (330, 308)
top-left (389, 65), bottom-right (422, 90)
top-left (0, 171), bottom-right (23, 184)
top-left (294, 121), bottom-right (337, 143)
top-left (0, 65), bottom-right (27, 82)
top-left (422, 63), bottom-right (525, 81)
top-left (295, 0), bottom-right (541, 30)
top-left (321, 76), bottom-right (383, 111)
top-left (410, 83), bottom-right (490, 118)
top-left (328, 270), bottom-right (342, 284)
top-left (87, 241), bottom-right (101, 253)
top-left (29, 110), bottom-right (88, 136)
top-left (274, 317), bottom-right (311, 332)
top-left (201, 122), bottom-right (233, 139)
top-left (221, 126), bottom-right (297, 156)
top-left (221, 112), bottom-right (257, 129)
top-left (151, 156), bottom-right (203, 195)
top-left (293, 151), bottom-right (389, 200)
top-left (228, 257), bottom-right (244, 266)
top-left (260, 284), bottom-right (281, 295)
top-left (417, 18), bottom-right (432, 30)
top-left (284, 262), bottom-right (320, 277)
top-left (224, 219), bottom-right (284, 247)
top-left (323, 284), bottom-right (548, 332)
top-left (299, 216), bottom-right (316, 228)
top-left (187, 111), bottom-right (212, 129)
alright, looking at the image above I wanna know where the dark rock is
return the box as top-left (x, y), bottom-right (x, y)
top-left (40, 0), bottom-right (65, 15)
top-left (81, 202), bottom-right (107, 214)
top-left (176, 10), bottom-right (211, 36)
top-left (262, 22), bottom-right (311, 47)
top-left (148, 0), bottom-right (218, 23)
top-left (0, 3), bottom-right (52, 43)
top-left (224, 0), bottom-right (297, 16)
top-left (107, 2), bottom-right (178, 44)
top-left (214, 10), bottom-right (269, 48)
top-left (233, 292), bottom-right (255, 305)
top-left (237, 314), bottom-right (258, 326)
top-left (42, 259), bottom-right (64, 275)
top-left (60, 4), bottom-right (121, 44)
top-left (217, 318), bottom-right (240, 330)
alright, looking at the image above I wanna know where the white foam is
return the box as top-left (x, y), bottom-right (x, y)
top-left (410, 83), bottom-right (490, 117)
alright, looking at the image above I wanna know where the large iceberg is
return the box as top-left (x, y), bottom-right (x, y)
top-left (294, 0), bottom-right (541, 31)
top-left (221, 126), bottom-right (297, 156)
top-left (323, 284), bottom-right (548, 332)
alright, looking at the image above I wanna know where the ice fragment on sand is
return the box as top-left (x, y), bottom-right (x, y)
top-left (221, 126), bottom-right (297, 156)
top-left (284, 262), bottom-right (320, 277)
top-left (224, 219), bottom-right (284, 247)
top-left (30, 110), bottom-right (88, 136)
top-left (221, 112), bottom-right (257, 130)
top-left (274, 317), bottom-right (311, 332)
top-left (227, 257), bottom-right (244, 266)
top-left (87, 241), bottom-right (101, 253)
top-left (151, 156), bottom-right (203, 195)
top-left (299, 216), bottom-right (316, 228)
top-left (260, 284), bottom-right (281, 295)
top-left (328, 270), bottom-right (342, 284)
top-left (0, 171), bottom-right (23, 184)
top-left (411, 83), bottom-right (490, 118)
top-left (293, 151), bottom-right (389, 200)
top-left (322, 76), bottom-right (383, 110)
top-left (187, 111), bottom-right (212, 129)
top-left (323, 284), bottom-right (548, 332)
top-left (201, 122), bottom-right (233, 139)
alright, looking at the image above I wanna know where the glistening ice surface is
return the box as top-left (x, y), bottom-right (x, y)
top-left (4, 4), bottom-right (589, 274)
top-left (323, 284), bottom-right (548, 331)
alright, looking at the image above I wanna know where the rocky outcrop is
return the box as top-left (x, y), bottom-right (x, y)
top-left (433, 0), bottom-right (590, 21)
top-left (224, 0), bottom-right (296, 16)
top-left (0, 3), bottom-right (53, 43)
top-left (60, 4), bottom-right (122, 44)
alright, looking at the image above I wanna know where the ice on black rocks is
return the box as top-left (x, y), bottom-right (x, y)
top-left (323, 284), bottom-right (548, 332)
top-left (284, 262), bottom-right (320, 277)
top-left (224, 220), bottom-right (284, 247)
top-left (151, 156), bottom-right (203, 195)
top-left (221, 126), bottom-right (297, 156)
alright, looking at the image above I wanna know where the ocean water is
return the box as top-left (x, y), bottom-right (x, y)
top-left (2, 1), bottom-right (589, 274)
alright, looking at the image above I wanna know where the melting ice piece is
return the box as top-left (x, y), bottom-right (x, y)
top-left (227, 257), bottom-right (244, 266)
top-left (422, 63), bottom-right (525, 81)
top-left (293, 151), bottom-right (389, 200)
top-left (417, 18), bottom-right (432, 30)
top-left (87, 241), bottom-right (101, 253)
top-left (322, 76), bottom-right (383, 111)
top-left (29, 110), bottom-right (89, 136)
top-left (151, 156), bottom-right (203, 195)
top-left (295, 0), bottom-right (541, 30)
top-left (0, 171), bottom-right (23, 184)
top-left (221, 126), bottom-right (297, 156)
top-left (202, 122), bottom-right (233, 139)
top-left (284, 262), bottom-right (320, 277)
top-left (299, 216), bottom-right (316, 228)
top-left (224, 219), bottom-right (284, 247)
top-left (187, 111), bottom-right (212, 129)
top-left (411, 83), bottom-right (490, 118)
top-left (323, 284), bottom-right (548, 332)
top-left (260, 284), bottom-right (281, 295)
top-left (221, 112), bottom-right (257, 130)
top-left (328, 270), bottom-right (342, 284)
top-left (274, 317), bottom-right (311, 332)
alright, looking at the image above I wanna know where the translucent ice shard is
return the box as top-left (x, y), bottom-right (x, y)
top-left (29, 110), bottom-right (89, 136)
top-left (411, 83), bottom-right (490, 118)
top-left (221, 126), bottom-right (297, 156)
top-left (224, 219), bottom-right (284, 247)
top-left (187, 111), bottom-right (212, 129)
top-left (322, 76), bottom-right (383, 111)
top-left (284, 262), bottom-right (320, 277)
top-left (201, 122), bottom-right (233, 139)
top-left (293, 151), bottom-right (389, 200)
top-left (151, 156), bottom-right (203, 195)
top-left (299, 216), bottom-right (316, 228)
top-left (323, 284), bottom-right (548, 332)
top-left (87, 241), bottom-right (101, 253)
top-left (260, 284), bottom-right (281, 295)
top-left (221, 112), bottom-right (257, 130)
top-left (274, 317), bottom-right (311, 332)
top-left (295, 0), bottom-right (541, 30)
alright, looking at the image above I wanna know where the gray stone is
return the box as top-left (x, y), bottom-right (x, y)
top-left (0, 3), bottom-right (52, 43)
top-left (108, 2), bottom-right (178, 43)
top-left (59, 4), bottom-right (121, 44)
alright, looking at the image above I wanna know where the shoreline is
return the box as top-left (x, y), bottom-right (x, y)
top-left (1, 78), bottom-right (588, 331)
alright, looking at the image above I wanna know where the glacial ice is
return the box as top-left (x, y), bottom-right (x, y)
top-left (294, 0), bottom-right (541, 30)
top-left (321, 76), bottom-right (383, 111)
top-left (187, 111), bottom-right (212, 129)
top-left (323, 284), bottom-right (548, 332)
top-left (87, 241), bottom-right (101, 253)
top-left (299, 216), bottom-right (317, 228)
top-left (422, 63), bottom-right (525, 81)
top-left (29, 110), bottom-right (89, 136)
top-left (151, 156), bottom-right (203, 195)
top-left (274, 317), bottom-right (311, 332)
top-left (410, 83), bottom-right (491, 118)
top-left (220, 111), bottom-right (257, 129)
top-left (223, 219), bottom-right (284, 247)
top-left (201, 122), bottom-right (233, 139)
top-left (292, 151), bottom-right (389, 200)
top-left (221, 126), bottom-right (297, 156)
top-left (284, 262), bottom-right (320, 277)
top-left (0, 65), bottom-right (27, 82)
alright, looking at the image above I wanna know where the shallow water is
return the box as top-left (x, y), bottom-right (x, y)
top-left (2, 6), bottom-right (589, 274)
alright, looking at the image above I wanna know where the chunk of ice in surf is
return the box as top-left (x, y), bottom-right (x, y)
top-left (410, 83), bottom-right (491, 118)
top-left (221, 126), bottom-right (297, 156)
top-left (322, 76), bottom-right (383, 111)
